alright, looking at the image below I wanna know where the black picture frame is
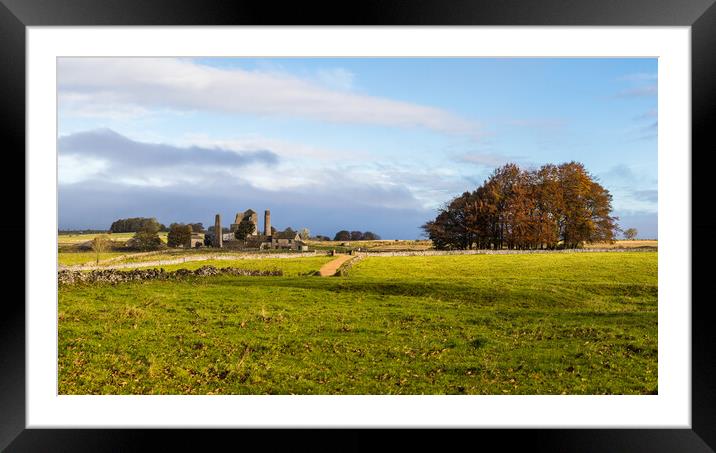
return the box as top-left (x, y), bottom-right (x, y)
top-left (2, 0), bottom-right (714, 451)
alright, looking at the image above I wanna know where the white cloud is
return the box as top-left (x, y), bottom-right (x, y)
top-left (504, 119), bottom-right (565, 129)
top-left (58, 97), bottom-right (150, 120)
top-left (58, 154), bottom-right (109, 184)
top-left (58, 58), bottom-right (480, 136)
top-left (615, 73), bottom-right (658, 98)
top-left (457, 152), bottom-right (516, 167)
top-left (634, 108), bottom-right (657, 120)
top-left (618, 73), bottom-right (657, 82)
top-left (598, 164), bottom-right (657, 213)
top-left (616, 85), bottom-right (657, 98)
top-left (316, 68), bottom-right (356, 91)
top-left (179, 133), bottom-right (368, 162)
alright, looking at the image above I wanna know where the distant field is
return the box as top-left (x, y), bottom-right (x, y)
top-left (584, 240), bottom-right (657, 249)
top-left (58, 232), bottom-right (171, 245)
top-left (59, 251), bottom-right (657, 395)
top-left (58, 252), bottom-right (129, 266)
top-left (109, 249), bottom-right (311, 265)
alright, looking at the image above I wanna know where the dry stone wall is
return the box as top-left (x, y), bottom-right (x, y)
top-left (61, 251), bottom-right (328, 271)
top-left (334, 255), bottom-right (366, 277)
top-left (58, 265), bottom-right (282, 286)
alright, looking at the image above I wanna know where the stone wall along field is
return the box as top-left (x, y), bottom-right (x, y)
top-left (58, 265), bottom-right (282, 286)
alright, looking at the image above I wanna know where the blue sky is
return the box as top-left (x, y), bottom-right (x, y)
top-left (58, 57), bottom-right (657, 239)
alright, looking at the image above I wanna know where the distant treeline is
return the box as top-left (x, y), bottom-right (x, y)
top-left (170, 222), bottom-right (204, 233)
top-left (331, 231), bottom-right (381, 241)
top-left (422, 162), bottom-right (618, 250)
top-left (109, 217), bottom-right (204, 233)
top-left (94, 218), bottom-right (385, 243)
top-left (110, 217), bottom-right (166, 233)
top-left (207, 226), bottom-right (231, 234)
top-left (59, 229), bottom-right (108, 235)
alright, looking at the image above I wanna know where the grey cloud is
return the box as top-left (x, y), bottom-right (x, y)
top-left (632, 189), bottom-right (658, 203)
top-left (630, 108), bottom-right (658, 140)
top-left (614, 211), bottom-right (658, 239)
top-left (599, 165), bottom-right (657, 193)
top-left (601, 164), bottom-right (636, 182)
top-left (637, 121), bottom-right (658, 140)
top-left (367, 162), bottom-right (482, 199)
top-left (58, 179), bottom-right (433, 239)
top-left (57, 128), bottom-right (449, 235)
top-left (59, 129), bottom-right (278, 171)
top-left (457, 152), bottom-right (516, 167)
top-left (315, 173), bottom-right (426, 211)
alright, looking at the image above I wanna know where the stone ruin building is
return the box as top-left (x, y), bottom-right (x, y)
top-left (189, 232), bottom-right (203, 248)
top-left (211, 209), bottom-right (307, 251)
top-left (231, 209), bottom-right (259, 236)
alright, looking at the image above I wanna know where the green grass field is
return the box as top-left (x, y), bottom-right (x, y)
top-left (58, 252), bottom-right (657, 395)
top-left (58, 232), bottom-right (170, 245)
top-left (58, 252), bottom-right (129, 266)
top-left (148, 256), bottom-right (334, 276)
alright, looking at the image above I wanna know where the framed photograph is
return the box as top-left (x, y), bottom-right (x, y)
top-left (4, 0), bottom-right (714, 450)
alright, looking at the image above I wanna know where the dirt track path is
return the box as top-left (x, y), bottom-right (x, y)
top-left (318, 255), bottom-right (353, 277)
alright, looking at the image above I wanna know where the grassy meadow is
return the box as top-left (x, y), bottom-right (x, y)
top-left (584, 240), bottom-right (657, 249)
top-left (59, 232), bottom-right (170, 245)
top-left (58, 251), bottom-right (657, 395)
top-left (144, 256), bottom-right (335, 276)
top-left (58, 252), bottom-right (128, 266)
top-left (57, 235), bottom-right (655, 269)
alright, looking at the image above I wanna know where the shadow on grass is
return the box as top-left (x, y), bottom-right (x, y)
top-left (195, 275), bottom-right (657, 309)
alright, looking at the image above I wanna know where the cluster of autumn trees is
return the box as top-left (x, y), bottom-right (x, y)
top-left (422, 162), bottom-right (618, 250)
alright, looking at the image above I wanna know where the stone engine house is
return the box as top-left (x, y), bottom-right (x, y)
top-left (231, 209), bottom-right (260, 236)
top-left (213, 209), bottom-right (307, 251)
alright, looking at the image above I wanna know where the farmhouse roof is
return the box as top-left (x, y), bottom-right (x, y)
top-left (245, 235), bottom-right (269, 245)
top-left (273, 231), bottom-right (299, 240)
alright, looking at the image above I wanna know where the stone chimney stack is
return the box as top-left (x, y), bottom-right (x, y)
top-left (250, 211), bottom-right (258, 236)
top-left (214, 214), bottom-right (223, 248)
top-left (264, 210), bottom-right (271, 236)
